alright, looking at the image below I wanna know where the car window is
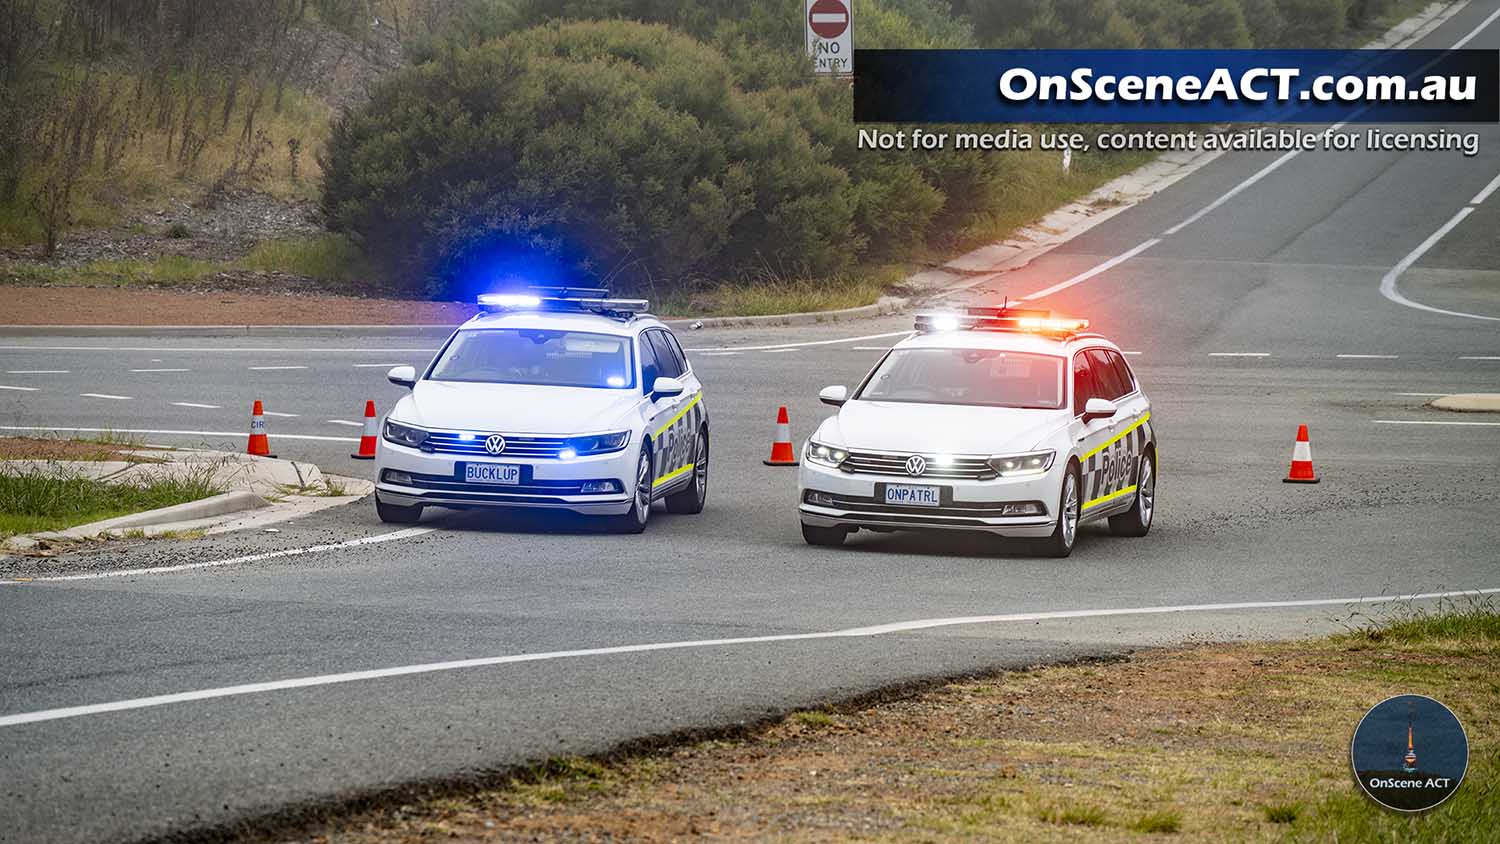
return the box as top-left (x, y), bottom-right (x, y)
top-left (646, 330), bottom-right (683, 379)
top-left (1073, 351), bottom-right (1095, 414)
top-left (1087, 349), bottom-right (1128, 400)
top-left (855, 348), bottom-right (1065, 409)
top-left (638, 332), bottom-right (660, 393)
top-left (661, 330), bottom-right (690, 374)
top-left (1106, 351), bottom-right (1135, 396)
top-left (428, 329), bottom-right (634, 389)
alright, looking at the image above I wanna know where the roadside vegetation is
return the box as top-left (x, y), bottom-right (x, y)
top-left (0, 461), bottom-right (221, 538)
top-left (288, 603), bottom-right (1498, 843)
top-left (2, 0), bottom-right (1441, 314)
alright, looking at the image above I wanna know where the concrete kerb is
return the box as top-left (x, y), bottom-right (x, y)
top-left (1431, 393), bottom-right (1500, 413)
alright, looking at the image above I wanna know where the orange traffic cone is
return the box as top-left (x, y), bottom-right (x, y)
top-left (247, 400), bottom-right (275, 458)
top-left (763, 406), bottom-right (799, 466)
top-left (1283, 424), bottom-right (1319, 483)
top-left (351, 400), bottom-right (378, 459)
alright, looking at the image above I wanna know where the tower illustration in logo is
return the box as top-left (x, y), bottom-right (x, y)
top-left (1403, 719), bottom-right (1418, 773)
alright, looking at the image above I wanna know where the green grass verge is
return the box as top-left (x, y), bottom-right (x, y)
top-left (0, 465), bottom-right (220, 538)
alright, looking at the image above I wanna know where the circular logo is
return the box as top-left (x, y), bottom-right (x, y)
top-left (483, 434), bottom-right (506, 455)
top-left (905, 455), bottom-right (927, 476)
top-left (1351, 694), bottom-right (1468, 812)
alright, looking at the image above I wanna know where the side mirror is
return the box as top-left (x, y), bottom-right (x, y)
top-left (651, 376), bottom-right (685, 400)
top-left (387, 365), bottom-right (417, 389)
top-left (1083, 397), bottom-right (1118, 422)
top-left (819, 385), bottom-right (849, 407)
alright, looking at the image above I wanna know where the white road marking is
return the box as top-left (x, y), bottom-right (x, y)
top-left (0, 385), bottom-right (39, 391)
top-left (0, 346), bottom-right (437, 353)
top-left (1393, 392), bottom-right (1450, 397)
top-left (0, 425), bottom-right (356, 442)
top-left (1208, 352), bottom-right (1270, 357)
top-left (0, 585), bottom-right (1494, 728)
top-left (1020, 239), bottom-right (1159, 301)
top-left (80, 393), bottom-right (132, 400)
top-left (262, 411), bottom-right (300, 418)
top-left (685, 330), bottom-right (911, 353)
top-left (171, 402), bottom-right (222, 409)
top-left (1163, 151), bottom-right (1303, 236)
top-left (1, 528), bottom-right (433, 587)
top-left (248, 365), bottom-right (308, 371)
top-left (129, 368), bottom-right (191, 373)
top-left (1458, 355), bottom-right (1500, 360)
top-left (326, 419), bottom-right (363, 427)
top-left (1378, 207), bottom-right (1499, 322)
top-left (352, 363), bottom-right (407, 368)
top-left (1471, 171), bottom-right (1500, 205)
top-left (762, 348), bottom-right (798, 354)
top-left (1122, 351), bottom-right (1142, 356)
top-left (1374, 419), bottom-right (1500, 427)
top-left (850, 346), bottom-right (890, 351)
top-left (5, 370), bottom-right (68, 374)
top-left (1450, 3), bottom-right (1500, 48)
top-left (696, 352), bottom-right (740, 357)
top-left (1336, 354), bottom-right (1398, 359)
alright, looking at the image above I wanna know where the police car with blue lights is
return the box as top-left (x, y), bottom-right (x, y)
top-left (798, 306), bottom-right (1154, 556)
top-left (374, 288), bottom-right (708, 533)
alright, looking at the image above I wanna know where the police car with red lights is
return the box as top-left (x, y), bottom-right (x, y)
top-left (374, 288), bottom-right (708, 533)
top-left (798, 306), bottom-right (1154, 556)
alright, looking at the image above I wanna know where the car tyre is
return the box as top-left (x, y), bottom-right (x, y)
top-left (1037, 462), bottom-right (1080, 558)
top-left (607, 445), bottom-right (653, 534)
top-left (375, 496), bottom-right (423, 524)
top-left (665, 428), bottom-right (708, 515)
top-left (1109, 448), bottom-right (1155, 537)
top-left (801, 522), bottom-right (849, 547)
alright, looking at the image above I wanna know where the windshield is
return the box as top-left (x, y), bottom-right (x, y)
top-left (428, 329), bottom-right (635, 389)
top-left (855, 347), bottom-right (1065, 409)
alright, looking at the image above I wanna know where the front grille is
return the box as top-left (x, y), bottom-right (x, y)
top-left (423, 431), bottom-right (570, 457)
top-left (840, 450), bottom-right (995, 480)
top-left (807, 491), bottom-right (1046, 518)
top-left (395, 471), bottom-right (615, 496)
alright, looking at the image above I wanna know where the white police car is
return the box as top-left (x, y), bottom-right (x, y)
top-left (798, 307), bottom-right (1154, 556)
top-left (374, 288), bottom-right (708, 533)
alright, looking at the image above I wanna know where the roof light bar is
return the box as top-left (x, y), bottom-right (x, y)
top-left (914, 307), bottom-right (1089, 336)
top-left (477, 287), bottom-right (649, 317)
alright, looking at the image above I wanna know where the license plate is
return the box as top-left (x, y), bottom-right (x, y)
top-left (463, 463), bottom-right (521, 485)
top-left (884, 484), bottom-right (941, 507)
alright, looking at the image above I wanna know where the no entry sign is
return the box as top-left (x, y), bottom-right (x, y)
top-left (805, 0), bottom-right (853, 76)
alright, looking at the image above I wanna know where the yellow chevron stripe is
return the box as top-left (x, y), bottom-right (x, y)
top-left (1083, 484), bottom-right (1136, 510)
top-left (653, 392), bottom-right (702, 439)
top-left (654, 462), bottom-right (695, 485)
top-left (1081, 411), bottom-right (1151, 461)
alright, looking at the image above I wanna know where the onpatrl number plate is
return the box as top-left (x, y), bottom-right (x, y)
top-left (463, 463), bottom-right (521, 485)
top-left (884, 483), bottom-right (941, 507)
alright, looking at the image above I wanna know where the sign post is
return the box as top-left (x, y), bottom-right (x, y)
top-left (805, 0), bottom-right (853, 77)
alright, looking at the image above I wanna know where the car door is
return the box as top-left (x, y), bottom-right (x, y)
top-left (1072, 349), bottom-right (1120, 516)
top-left (641, 329), bottom-right (699, 487)
top-left (1081, 348), bottom-right (1140, 512)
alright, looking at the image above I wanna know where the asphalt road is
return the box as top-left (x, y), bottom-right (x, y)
top-left (5, 4), bottom-right (1500, 841)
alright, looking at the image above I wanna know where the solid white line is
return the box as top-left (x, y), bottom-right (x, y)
top-left (0, 585), bottom-right (1494, 729)
top-left (5, 370), bottom-right (68, 374)
top-left (762, 348), bottom-right (798, 354)
top-left (248, 365), bottom-right (308, 371)
top-left (1459, 355), bottom-right (1500, 360)
top-left (262, 411), bottom-right (300, 418)
top-left (1471, 171), bottom-right (1500, 205)
top-left (171, 402), bottom-right (221, 409)
top-left (850, 346), bottom-right (890, 351)
top-left (684, 330), bottom-right (911, 353)
top-left (1208, 352), bottom-right (1270, 357)
top-left (0, 346), bottom-right (437, 353)
top-left (1336, 354), bottom-right (1399, 359)
top-left (1020, 239), bottom-right (1160, 301)
top-left (1450, 3), bottom-right (1500, 48)
top-left (696, 352), bottom-right (741, 357)
top-left (1379, 207), bottom-right (1499, 322)
top-left (0, 385), bottom-right (39, 391)
top-left (80, 393), bottom-right (131, 400)
top-left (0, 425), bottom-right (357, 442)
top-left (129, 368), bottom-right (190, 373)
top-left (1162, 150), bottom-right (1302, 236)
top-left (326, 419), bottom-right (363, 427)
top-left (352, 363), bottom-right (406, 368)
top-left (1, 528), bottom-right (434, 587)
top-left (1374, 419), bottom-right (1500, 427)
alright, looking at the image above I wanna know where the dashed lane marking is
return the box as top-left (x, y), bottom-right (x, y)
top-left (0, 385), bottom-right (39, 391)
top-left (0, 425), bottom-right (356, 442)
top-left (80, 393), bottom-right (131, 400)
top-left (248, 365), bottom-right (309, 371)
top-left (0, 586), bottom-right (1493, 728)
top-left (352, 363), bottom-right (409, 368)
top-left (326, 420), bottom-right (364, 427)
top-left (129, 368), bottom-right (191, 373)
top-left (171, 402), bottom-right (221, 409)
top-left (1374, 419), bottom-right (1500, 427)
top-left (1336, 354), bottom-right (1399, 359)
top-left (1208, 352), bottom-right (1270, 357)
top-left (684, 330), bottom-right (911, 353)
top-left (262, 411), bottom-right (299, 418)
top-left (1459, 356), bottom-right (1500, 361)
top-left (5, 370), bottom-right (68, 374)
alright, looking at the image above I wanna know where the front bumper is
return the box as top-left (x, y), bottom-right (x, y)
top-left (798, 459), bottom-right (1062, 537)
top-left (374, 438), bottom-right (635, 516)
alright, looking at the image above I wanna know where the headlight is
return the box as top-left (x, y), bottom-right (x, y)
top-left (569, 430), bottom-right (631, 456)
top-left (805, 440), bottom-right (848, 468)
top-left (383, 419), bottom-right (429, 448)
top-left (988, 450), bottom-right (1055, 477)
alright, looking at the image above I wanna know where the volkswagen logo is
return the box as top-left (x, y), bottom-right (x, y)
top-left (483, 434), bottom-right (506, 455)
top-left (905, 455), bottom-right (927, 476)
